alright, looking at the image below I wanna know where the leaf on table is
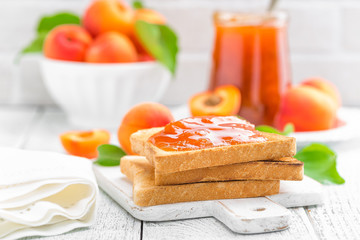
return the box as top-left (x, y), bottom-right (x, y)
top-left (94, 144), bottom-right (126, 166)
top-left (135, 20), bottom-right (179, 75)
top-left (256, 125), bottom-right (282, 135)
top-left (255, 123), bottom-right (294, 136)
top-left (282, 123), bottom-right (295, 135)
top-left (295, 143), bottom-right (345, 185)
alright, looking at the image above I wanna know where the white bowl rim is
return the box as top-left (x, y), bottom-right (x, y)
top-left (41, 56), bottom-right (163, 70)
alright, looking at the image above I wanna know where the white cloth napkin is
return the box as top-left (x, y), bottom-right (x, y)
top-left (0, 147), bottom-right (98, 240)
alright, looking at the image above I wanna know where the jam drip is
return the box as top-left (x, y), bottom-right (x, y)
top-left (148, 116), bottom-right (267, 152)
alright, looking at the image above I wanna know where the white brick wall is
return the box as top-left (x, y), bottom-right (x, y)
top-left (1, 0), bottom-right (360, 106)
top-left (343, 7), bottom-right (360, 52)
top-left (286, 5), bottom-right (340, 53)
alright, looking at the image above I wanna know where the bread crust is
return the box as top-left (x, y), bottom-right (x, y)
top-left (131, 127), bottom-right (296, 174)
top-left (120, 156), bottom-right (280, 207)
top-left (154, 157), bottom-right (303, 185)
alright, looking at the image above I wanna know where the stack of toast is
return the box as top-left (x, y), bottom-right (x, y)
top-left (120, 122), bottom-right (303, 207)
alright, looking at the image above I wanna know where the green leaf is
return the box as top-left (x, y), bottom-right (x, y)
top-left (255, 123), bottom-right (294, 136)
top-left (135, 20), bottom-right (179, 75)
top-left (295, 143), bottom-right (345, 185)
top-left (133, 0), bottom-right (144, 9)
top-left (256, 125), bottom-right (282, 135)
top-left (282, 123), bottom-right (295, 135)
top-left (94, 144), bottom-right (127, 166)
top-left (37, 12), bottom-right (80, 34)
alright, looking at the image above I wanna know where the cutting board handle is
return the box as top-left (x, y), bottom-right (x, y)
top-left (212, 198), bottom-right (291, 234)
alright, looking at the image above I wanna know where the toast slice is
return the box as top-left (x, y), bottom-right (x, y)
top-left (130, 127), bottom-right (296, 174)
top-left (120, 156), bottom-right (280, 207)
top-left (122, 156), bottom-right (303, 185)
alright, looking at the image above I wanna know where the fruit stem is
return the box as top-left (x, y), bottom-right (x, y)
top-left (267, 0), bottom-right (279, 12)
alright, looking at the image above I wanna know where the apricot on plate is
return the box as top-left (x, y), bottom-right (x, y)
top-left (118, 102), bottom-right (174, 154)
top-left (275, 85), bottom-right (337, 132)
top-left (301, 77), bottom-right (341, 108)
top-left (85, 31), bottom-right (137, 63)
top-left (60, 129), bottom-right (110, 159)
top-left (83, 0), bottom-right (134, 36)
top-left (189, 85), bottom-right (241, 117)
top-left (44, 25), bottom-right (92, 62)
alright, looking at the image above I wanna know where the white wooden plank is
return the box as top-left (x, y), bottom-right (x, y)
top-left (143, 207), bottom-right (317, 240)
top-left (20, 107), bottom-right (141, 240)
top-left (21, 107), bottom-right (72, 152)
top-left (10, 106), bottom-right (360, 240)
top-left (305, 144), bottom-right (360, 239)
top-left (0, 106), bottom-right (38, 147)
top-left (22, 107), bottom-right (119, 152)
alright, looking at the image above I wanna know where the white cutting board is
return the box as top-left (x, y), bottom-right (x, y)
top-left (93, 165), bottom-right (323, 234)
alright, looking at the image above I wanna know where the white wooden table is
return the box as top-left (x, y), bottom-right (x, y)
top-left (1, 105), bottom-right (360, 240)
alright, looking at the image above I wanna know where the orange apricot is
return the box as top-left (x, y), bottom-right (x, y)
top-left (301, 77), bottom-right (341, 108)
top-left (44, 25), bottom-right (92, 62)
top-left (118, 102), bottom-right (174, 154)
top-left (83, 0), bottom-right (134, 36)
top-left (60, 129), bottom-right (110, 159)
top-left (138, 53), bottom-right (155, 62)
top-left (134, 9), bottom-right (166, 25)
top-left (275, 85), bottom-right (337, 132)
top-left (85, 32), bottom-right (137, 63)
top-left (189, 85), bottom-right (241, 117)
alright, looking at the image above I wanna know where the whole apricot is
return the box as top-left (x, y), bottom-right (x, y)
top-left (301, 77), bottom-right (341, 108)
top-left (275, 85), bottom-right (337, 132)
top-left (134, 9), bottom-right (166, 25)
top-left (44, 25), bottom-right (92, 62)
top-left (118, 102), bottom-right (174, 154)
top-left (138, 53), bottom-right (155, 62)
top-left (83, 0), bottom-right (134, 36)
top-left (85, 32), bottom-right (137, 63)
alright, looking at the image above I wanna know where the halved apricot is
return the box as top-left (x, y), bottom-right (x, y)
top-left (189, 85), bottom-right (241, 116)
top-left (60, 129), bottom-right (110, 159)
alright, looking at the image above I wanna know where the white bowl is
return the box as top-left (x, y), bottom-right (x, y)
top-left (41, 58), bottom-right (171, 129)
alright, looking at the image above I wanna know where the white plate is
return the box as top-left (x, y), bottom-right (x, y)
top-left (171, 106), bottom-right (360, 148)
top-left (290, 107), bottom-right (360, 147)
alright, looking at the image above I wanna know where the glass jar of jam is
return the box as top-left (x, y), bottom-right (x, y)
top-left (209, 11), bottom-right (291, 126)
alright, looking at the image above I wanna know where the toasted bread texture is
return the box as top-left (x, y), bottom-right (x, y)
top-left (159, 157), bottom-right (302, 185)
top-left (120, 156), bottom-right (280, 206)
top-left (130, 127), bottom-right (296, 174)
top-left (121, 156), bottom-right (303, 185)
